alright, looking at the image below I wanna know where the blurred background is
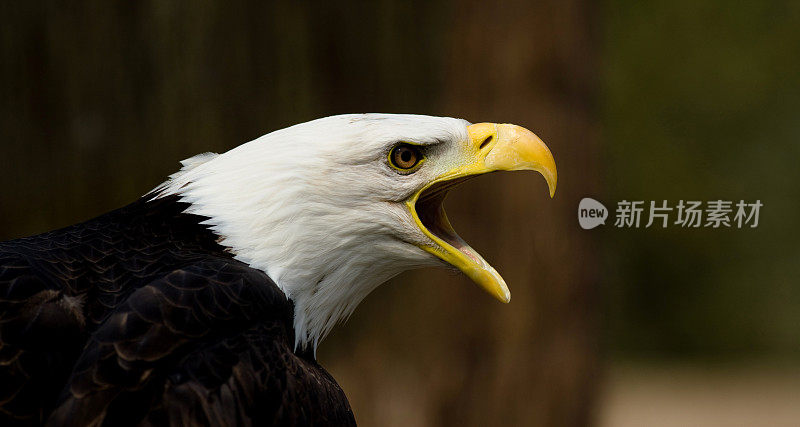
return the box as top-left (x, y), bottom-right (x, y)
top-left (1, 1), bottom-right (798, 426)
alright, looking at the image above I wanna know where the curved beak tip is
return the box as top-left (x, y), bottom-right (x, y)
top-left (547, 172), bottom-right (557, 198)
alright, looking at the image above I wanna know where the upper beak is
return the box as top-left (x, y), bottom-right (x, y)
top-left (407, 122), bottom-right (557, 303)
top-left (469, 123), bottom-right (557, 197)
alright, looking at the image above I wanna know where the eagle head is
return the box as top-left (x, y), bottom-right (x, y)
top-left (156, 114), bottom-right (556, 350)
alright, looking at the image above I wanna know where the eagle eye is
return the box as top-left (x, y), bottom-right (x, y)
top-left (389, 144), bottom-right (423, 172)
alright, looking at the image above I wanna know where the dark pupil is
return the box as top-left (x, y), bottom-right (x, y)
top-left (400, 149), bottom-right (412, 163)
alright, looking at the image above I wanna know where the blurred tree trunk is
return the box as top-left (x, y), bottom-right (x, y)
top-left (441, 1), bottom-right (601, 424)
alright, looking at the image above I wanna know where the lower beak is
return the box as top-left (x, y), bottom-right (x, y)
top-left (408, 122), bottom-right (557, 303)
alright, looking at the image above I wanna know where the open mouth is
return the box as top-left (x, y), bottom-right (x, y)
top-left (408, 175), bottom-right (511, 302)
top-left (414, 177), bottom-right (481, 264)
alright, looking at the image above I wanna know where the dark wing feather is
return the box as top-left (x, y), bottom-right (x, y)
top-left (142, 322), bottom-right (355, 427)
top-left (0, 252), bottom-right (88, 424)
top-left (46, 259), bottom-right (355, 427)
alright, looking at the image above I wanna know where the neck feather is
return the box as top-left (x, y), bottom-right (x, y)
top-left (152, 144), bottom-right (432, 351)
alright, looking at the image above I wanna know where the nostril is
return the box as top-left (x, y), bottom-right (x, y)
top-left (479, 135), bottom-right (493, 150)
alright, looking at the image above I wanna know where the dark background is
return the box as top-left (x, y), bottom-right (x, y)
top-left (1, 1), bottom-right (798, 426)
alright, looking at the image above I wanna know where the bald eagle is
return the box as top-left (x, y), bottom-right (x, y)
top-left (0, 114), bottom-right (556, 426)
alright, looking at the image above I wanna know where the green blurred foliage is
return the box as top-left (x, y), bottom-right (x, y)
top-left (603, 0), bottom-right (800, 358)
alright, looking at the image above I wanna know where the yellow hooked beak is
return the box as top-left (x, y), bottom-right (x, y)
top-left (407, 123), bottom-right (557, 303)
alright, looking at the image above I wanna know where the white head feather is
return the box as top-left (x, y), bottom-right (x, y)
top-left (154, 114), bottom-right (471, 350)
